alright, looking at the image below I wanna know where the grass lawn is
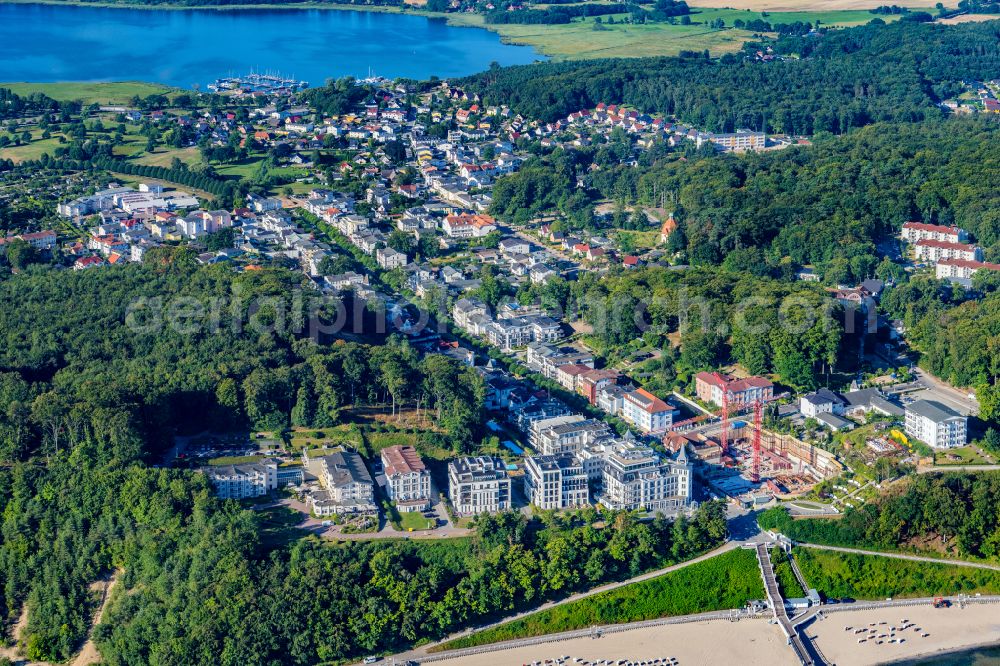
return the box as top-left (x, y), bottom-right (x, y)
top-left (0, 81), bottom-right (178, 105)
top-left (398, 511), bottom-right (436, 531)
top-left (772, 547), bottom-right (807, 598)
top-left (0, 135), bottom-right (65, 163)
top-left (206, 454), bottom-right (265, 465)
top-left (435, 548), bottom-right (764, 651)
top-left (934, 445), bottom-right (996, 466)
top-left (613, 229), bottom-right (662, 251)
top-left (795, 547), bottom-right (1000, 601)
top-left (132, 146), bottom-right (203, 168)
top-left (215, 157), bottom-right (267, 180)
top-left (289, 425), bottom-right (365, 453)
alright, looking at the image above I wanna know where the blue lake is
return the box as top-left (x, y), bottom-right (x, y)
top-left (0, 3), bottom-right (542, 88)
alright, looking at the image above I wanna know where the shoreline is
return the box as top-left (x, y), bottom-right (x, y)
top-left (0, 0), bottom-right (558, 60)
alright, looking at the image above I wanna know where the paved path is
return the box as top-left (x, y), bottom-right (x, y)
top-left (755, 543), bottom-right (822, 665)
top-left (919, 464), bottom-right (1000, 474)
top-left (388, 540), bottom-right (739, 663)
top-left (797, 543), bottom-right (1000, 572)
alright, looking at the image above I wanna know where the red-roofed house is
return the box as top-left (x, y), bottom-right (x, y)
top-left (73, 255), bottom-right (105, 270)
top-left (622, 388), bottom-right (675, 434)
top-left (695, 372), bottom-right (774, 408)
top-left (914, 239), bottom-right (982, 263)
top-left (901, 222), bottom-right (966, 244)
top-left (936, 257), bottom-right (1000, 280)
top-left (380, 445), bottom-right (431, 512)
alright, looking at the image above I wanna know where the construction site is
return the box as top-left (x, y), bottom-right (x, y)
top-left (668, 376), bottom-right (842, 505)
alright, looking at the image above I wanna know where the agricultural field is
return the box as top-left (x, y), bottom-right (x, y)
top-left (0, 81), bottom-right (177, 105)
top-left (795, 548), bottom-right (1000, 600)
top-left (437, 548), bottom-right (764, 650)
top-left (444, 5), bottom-right (915, 59)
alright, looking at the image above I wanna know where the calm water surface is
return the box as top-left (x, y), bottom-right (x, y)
top-left (0, 3), bottom-right (541, 87)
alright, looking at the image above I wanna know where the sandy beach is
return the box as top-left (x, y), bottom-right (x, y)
top-left (430, 618), bottom-right (799, 666)
top-left (807, 603), bottom-right (1000, 665)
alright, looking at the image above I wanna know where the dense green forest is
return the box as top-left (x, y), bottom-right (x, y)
top-left (759, 472), bottom-right (1000, 560)
top-left (0, 257), bottom-right (728, 663)
top-left (882, 277), bottom-right (1000, 421)
top-left (494, 118), bottom-right (1000, 284)
top-left (460, 20), bottom-right (1000, 132)
top-left (541, 267), bottom-right (844, 390)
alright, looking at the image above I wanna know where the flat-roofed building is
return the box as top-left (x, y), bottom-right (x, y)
top-left (201, 459), bottom-right (278, 500)
top-left (524, 454), bottom-right (589, 510)
top-left (448, 456), bottom-right (512, 515)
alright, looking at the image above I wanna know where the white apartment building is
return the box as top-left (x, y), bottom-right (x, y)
top-left (579, 436), bottom-right (692, 515)
top-left (905, 400), bottom-right (968, 449)
top-left (310, 451), bottom-right (377, 516)
top-left (376, 246), bottom-right (408, 270)
top-left (914, 240), bottom-right (982, 263)
top-left (523, 454), bottom-right (589, 510)
top-left (621, 388), bottom-right (674, 434)
top-left (381, 445), bottom-right (432, 512)
top-left (901, 222), bottom-right (967, 244)
top-left (448, 456), bottom-right (512, 515)
top-left (535, 418), bottom-right (613, 456)
top-left (201, 459), bottom-right (278, 500)
top-left (935, 258), bottom-right (1000, 281)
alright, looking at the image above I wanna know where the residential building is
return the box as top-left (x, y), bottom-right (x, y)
top-left (579, 436), bottom-right (692, 514)
top-left (523, 454), bottom-right (589, 510)
top-left (577, 368), bottom-right (621, 405)
top-left (376, 246), bottom-right (408, 270)
top-left (535, 418), bottom-right (612, 456)
top-left (622, 388), bottom-right (675, 434)
top-left (312, 451), bottom-right (377, 515)
top-left (381, 445), bottom-right (432, 512)
top-left (901, 222), bottom-right (967, 244)
top-left (441, 213), bottom-right (497, 238)
top-left (695, 372), bottom-right (774, 408)
top-left (800, 388), bottom-right (846, 418)
top-left (935, 258), bottom-right (1000, 281)
top-left (914, 239), bottom-right (982, 263)
top-left (905, 400), bottom-right (968, 449)
top-left (448, 456), bottom-right (512, 515)
top-left (597, 384), bottom-right (631, 416)
top-left (201, 459), bottom-right (278, 500)
top-left (453, 297), bottom-right (490, 334)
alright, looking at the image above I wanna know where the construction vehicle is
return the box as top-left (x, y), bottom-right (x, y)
top-left (933, 596), bottom-right (950, 608)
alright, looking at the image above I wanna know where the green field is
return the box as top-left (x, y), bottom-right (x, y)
top-left (0, 135), bottom-right (65, 163)
top-left (795, 548), bottom-right (1000, 600)
top-left (398, 511), bottom-right (436, 531)
top-left (132, 146), bottom-right (203, 168)
top-left (772, 547), bottom-right (807, 598)
top-left (206, 455), bottom-right (265, 465)
top-left (444, 7), bottom-right (913, 59)
top-left (0, 81), bottom-right (178, 105)
top-left (435, 548), bottom-right (764, 651)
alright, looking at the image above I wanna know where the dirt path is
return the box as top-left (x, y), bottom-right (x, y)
top-left (71, 571), bottom-right (121, 666)
top-left (0, 605), bottom-right (52, 666)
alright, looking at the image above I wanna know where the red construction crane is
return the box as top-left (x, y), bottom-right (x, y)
top-left (751, 398), bottom-right (763, 484)
top-left (712, 372), bottom-right (730, 455)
